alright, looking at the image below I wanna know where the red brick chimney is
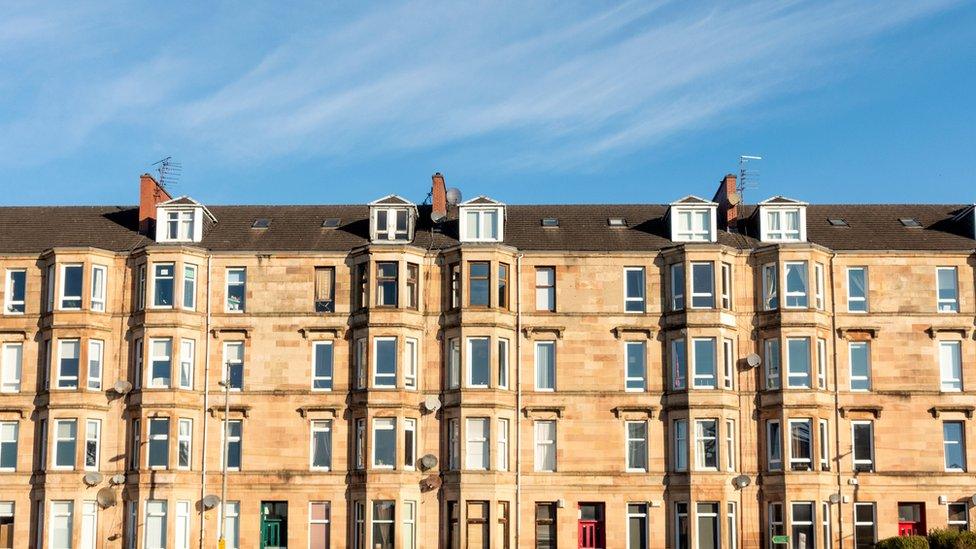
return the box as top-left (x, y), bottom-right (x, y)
top-left (712, 173), bottom-right (740, 232)
top-left (139, 173), bottom-right (172, 235)
top-left (431, 172), bottom-right (447, 222)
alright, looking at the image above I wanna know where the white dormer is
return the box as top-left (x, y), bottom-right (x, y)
top-left (155, 196), bottom-right (215, 243)
top-left (458, 196), bottom-right (505, 243)
top-left (669, 195), bottom-right (718, 243)
top-left (369, 195), bottom-right (418, 243)
top-left (758, 196), bottom-right (808, 243)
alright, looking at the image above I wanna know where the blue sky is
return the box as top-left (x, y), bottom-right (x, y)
top-left (1, 1), bottom-right (974, 206)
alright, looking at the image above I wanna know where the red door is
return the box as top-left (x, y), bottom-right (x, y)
top-left (578, 503), bottom-right (605, 549)
top-left (898, 503), bottom-right (926, 536)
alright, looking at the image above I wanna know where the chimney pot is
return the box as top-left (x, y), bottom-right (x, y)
top-left (431, 172), bottom-right (447, 221)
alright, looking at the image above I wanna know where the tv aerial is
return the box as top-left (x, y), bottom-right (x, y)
top-left (738, 155), bottom-right (762, 203)
top-left (151, 156), bottom-right (182, 190)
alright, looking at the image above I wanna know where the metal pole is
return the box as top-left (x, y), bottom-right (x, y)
top-left (219, 372), bottom-right (229, 545)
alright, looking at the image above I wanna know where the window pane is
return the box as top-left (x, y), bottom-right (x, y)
top-left (785, 263), bottom-right (808, 308)
top-left (469, 338), bottom-right (490, 387)
top-left (787, 338), bottom-right (811, 388)
top-left (375, 339), bottom-right (397, 388)
top-left (693, 339), bottom-right (716, 389)
top-left (850, 343), bottom-right (870, 391)
top-left (626, 342), bottom-right (646, 390)
top-left (691, 263), bottom-right (714, 308)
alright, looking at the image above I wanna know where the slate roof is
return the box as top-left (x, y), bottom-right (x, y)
top-left (0, 203), bottom-right (972, 254)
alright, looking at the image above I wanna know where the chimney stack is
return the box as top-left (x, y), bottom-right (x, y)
top-left (139, 173), bottom-right (172, 235)
top-left (431, 172), bottom-right (447, 221)
top-left (712, 173), bottom-right (739, 233)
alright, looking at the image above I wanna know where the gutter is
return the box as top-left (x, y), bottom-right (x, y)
top-left (829, 251), bottom-right (844, 549)
top-left (198, 253), bottom-right (212, 549)
top-left (514, 253), bottom-right (524, 548)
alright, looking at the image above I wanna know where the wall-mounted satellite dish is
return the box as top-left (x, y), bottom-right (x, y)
top-left (110, 474), bottom-right (126, 485)
top-left (446, 188), bottom-right (462, 206)
top-left (420, 474), bottom-right (442, 492)
top-left (96, 487), bottom-right (116, 508)
top-left (419, 454), bottom-right (438, 471)
top-left (431, 210), bottom-right (447, 223)
top-left (202, 495), bottom-right (221, 510)
top-left (83, 472), bottom-right (103, 486)
top-left (732, 474), bottom-right (751, 489)
top-left (423, 396), bottom-right (441, 413)
top-left (745, 353), bottom-right (761, 368)
top-left (113, 380), bottom-right (133, 395)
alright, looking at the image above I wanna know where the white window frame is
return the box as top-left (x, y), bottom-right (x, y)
top-left (310, 419), bottom-right (332, 471)
top-left (151, 262), bottom-right (175, 309)
top-left (673, 419), bottom-right (688, 472)
top-left (460, 207), bottom-right (503, 242)
top-left (626, 420), bottom-right (648, 472)
top-left (535, 267), bottom-right (555, 312)
top-left (625, 341), bottom-right (647, 392)
top-left (225, 267), bottom-right (246, 312)
top-left (786, 337), bottom-right (811, 389)
top-left (497, 418), bottom-right (509, 471)
top-left (372, 207), bottom-right (412, 241)
top-left (135, 264), bottom-right (146, 311)
top-left (726, 419), bottom-right (736, 472)
top-left (87, 340), bottom-right (103, 391)
top-left (723, 338), bottom-right (735, 390)
top-left (402, 500), bottom-right (417, 549)
top-left (164, 209), bottom-right (195, 242)
top-left (309, 502), bottom-right (331, 549)
top-left (312, 340), bottom-right (334, 391)
top-left (58, 263), bottom-right (83, 310)
top-left (819, 419), bottom-right (830, 471)
top-left (851, 421), bottom-right (874, 472)
top-left (767, 420), bottom-right (782, 471)
top-left (355, 418), bottom-right (365, 470)
top-left (50, 501), bottom-right (74, 549)
top-left (447, 418), bottom-right (459, 470)
top-left (944, 420), bottom-right (966, 472)
top-left (372, 417), bottom-right (396, 469)
top-left (219, 501), bottom-right (240, 549)
top-left (624, 267), bottom-right (646, 313)
top-left (534, 341), bottom-right (556, 391)
top-left (175, 500), bottom-right (191, 549)
top-left (671, 339), bottom-right (687, 391)
top-left (940, 340), bottom-right (963, 392)
top-left (817, 339), bottom-right (827, 389)
top-left (178, 338), bottom-right (194, 390)
top-left (690, 262), bottom-right (715, 309)
top-left (822, 502), bottom-right (832, 549)
top-left (84, 419), bottom-right (100, 471)
top-left (674, 207), bottom-right (713, 242)
top-left (853, 503), bottom-right (876, 548)
top-left (849, 341), bottom-right (871, 392)
top-left (948, 503), bottom-right (969, 531)
top-left (145, 499), bottom-right (168, 549)
top-left (692, 337), bottom-right (717, 389)
top-left (52, 418), bottom-right (77, 470)
top-left (721, 262), bottom-right (732, 310)
top-left (497, 338), bottom-right (509, 390)
top-left (727, 502), bottom-right (738, 549)
top-left (783, 261), bottom-right (808, 309)
top-left (148, 338), bottom-right (173, 389)
top-left (222, 419), bottom-right (242, 471)
top-left (814, 263), bottom-right (825, 310)
top-left (846, 267), bottom-right (868, 312)
top-left (373, 337), bottom-right (397, 389)
top-left (764, 339), bottom-right (780, 390)
top-left (694, 419), bottom-right (719, 471)
top-left (356, 338), bottom-right (368, 390)
top-left (90, 264), bottom-right (107, 312)
top-left (404, 418), bottom-right (416, 470)
top-left (222, 341), bottom-right (244, 391)
top-left (0, 421), bottom-right (18, 472)
top-left (182, 264), bottom-right (197, 310)
top-left (627, 503), bottom-right (649, 549)
top-left (147, 417), bottom-right (169, 470)
top-left (465, 417), bottom-right (490, 470)
top-left (763, 207), bottom-right (804, 241)
top-left (790, 502), bottom-right (815, 549)
top-left (405, 338), bottom-right (418, 390)
top-left (3, 268), bottom-right (26, 315)
top-left (81, 500), bottom-right (97, 549)
top-left (56, 339), bottom-right (81, 390)
top-left (46, 263), bottom-right (56, 311)
top-left (670, 263), bottom-right (685, 310)
top-left (788, 418), bottom-right (813, 471)
top-left (1, 342), bottom-right (23, 393)
top-left (762, 263), bottom-right (778, 311)
top-left (178, 418), bottom-right (192, 470)
top-left (534, 420), bottom-right (556, 472)
top-left (466, 337), bottom-right (490, 389)
top-left (937, 266), bottom-right (960, 313)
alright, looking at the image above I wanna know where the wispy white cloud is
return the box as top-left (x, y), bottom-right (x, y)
top-left (0, 0), bottom-right (961, 169)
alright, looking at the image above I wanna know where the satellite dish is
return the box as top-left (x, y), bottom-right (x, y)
top-left (430, 210), bottom-right (447, 224)
top-left (733, 474), bottom-right (751, 489)
top-left (423, 396), bottom-right (441, 413)
top-left (113, 380), bottom-right (133, 394)
top-left (420, 474), bottom-right (442, 492)
top-left (419, 454), bottom-right (438, 471)
top-left (96, 488), bottom-right (116, 508)
top-left (728, 191), bottom-right (742, 206)
top-left (828, 493), bottom-right (842, 504)
top-left (745, 353), bottom-right (761, 368)
top-left (202, 495), bottom-right (221, 510)
top-left (446, 188), bottom-right (462, 206)
top-left (83, 472), bottom-right (103, 486)
top-left (110, 474), bottom-right (126, 485)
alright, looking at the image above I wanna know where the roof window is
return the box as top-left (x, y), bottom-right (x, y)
top-left (608, 217), bottom-right (627, 227)
top-left (322, 218), bottom-right (341, 228)
top-left (541, 218), bottom-right (559, 228)
top-left (827, 218), bottom-right (849, 227)
top-left (251, 218), bottom-right (271, 229)
top-left (899, 218), bottom-right (922, 228)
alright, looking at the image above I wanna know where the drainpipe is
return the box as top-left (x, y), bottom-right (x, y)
top-left (828, 251), bottom-right (844, 548)
top-left (198, 254), bottom-right (212, 549)
top-left (515, 253), bottom-right (524, 548)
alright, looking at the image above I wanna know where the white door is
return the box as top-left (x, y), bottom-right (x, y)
top-left (80, 501), bottom-right (97, 549)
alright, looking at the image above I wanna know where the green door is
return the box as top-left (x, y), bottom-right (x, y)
top-left (260, 502), bottom-right (288, 549)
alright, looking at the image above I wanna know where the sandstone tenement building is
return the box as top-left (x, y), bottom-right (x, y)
top-left (0, 172), bottom-right (974, 549)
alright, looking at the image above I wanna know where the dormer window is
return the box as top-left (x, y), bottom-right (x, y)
top-left (459, 196), bottom-right (505, 243)
top-left (759, 197), bottom-right (808, 243)
top-left (369, 195), bottom-right (417, 243)
top-left (166, 210), bottom-right (194, 241)
top-left (155, 196), bottom-right (214, 244)
top-left (669, 196), bottom-right (718, 243)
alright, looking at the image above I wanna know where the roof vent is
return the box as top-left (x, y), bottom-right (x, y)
top-left (541, 218), bottom-right (559, 228)
top-left (321, 218), bottom-right (340, 228)
top-left (608, 217), bottom-right (627, 228)
top-left (251, 218), bottom-right (271, 229)
top-left (827, 218), bottom-right (848, 227)
top-left (899, 217), bottom-right (922, 228)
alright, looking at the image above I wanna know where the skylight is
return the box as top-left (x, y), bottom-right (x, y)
top-left (541, 218), bottom-right (559, 227)
top-left (608, 217), bottom-right (627, 227)
top-left (322, 218), bottom-right (340, 228)
top-left (827, 218), bottom-right (848, 227)
top-left (251, 218), bottom-right (271, 229)
top-left (899, 218), bottom-right (922, 228)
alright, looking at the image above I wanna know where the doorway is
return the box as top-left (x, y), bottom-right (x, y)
top-left (261, 501), bottom-right (288, 549)
top-left (898, 503), bottom-right (926, 536)
top-left (578, 502), bottom-right (605, 549)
